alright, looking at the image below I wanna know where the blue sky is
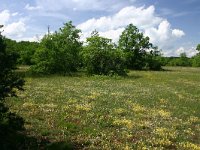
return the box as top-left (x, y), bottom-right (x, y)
top-left (0, 0), bottom-right (199, 56)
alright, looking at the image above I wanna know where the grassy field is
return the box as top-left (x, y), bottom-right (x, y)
top-left (6, 67), bottom-right (200, 149)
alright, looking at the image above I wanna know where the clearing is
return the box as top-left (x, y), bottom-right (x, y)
top-left (7, 67), bottom-right (200, 149)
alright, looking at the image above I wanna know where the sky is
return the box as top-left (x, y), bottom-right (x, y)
top-left (0, 0), bottom-right (199, 57)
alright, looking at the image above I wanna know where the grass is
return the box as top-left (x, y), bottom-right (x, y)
top-left (6, 67), bottom-right (200, 149)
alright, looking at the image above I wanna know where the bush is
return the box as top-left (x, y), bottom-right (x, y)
top-left (82, 31), bottom-right (127, 76)
top-left (17, 41), bottom-right (39, 65)
top-left (118, 24), bottom-right (154, 70)
top-left (0, 36), bottom-right (24, 99)
top-left (192, 55), bottom-right (200, 67)
top-left (191, 44), bottom-right (200, 67)
top-left (31, 21), bottom-right (82, 75)
top-left (0, 27), bottom-right (25, 148)
top-left (166, 53), bottom-right (192, 67)
top-left (144, 55), bottom-right (162, 70)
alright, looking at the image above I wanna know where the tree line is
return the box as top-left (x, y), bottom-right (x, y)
top-left (1, 25), bottom-right (25, 149)
top-left (159, 51), bottom-right (200, 67)
top-left (3, 21), bottom-right (200, 76)
top-left (4, 21), bottom-right (162, 76)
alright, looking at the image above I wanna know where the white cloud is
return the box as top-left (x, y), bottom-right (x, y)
top-left (35, 0), bottom-right (71, 11)
top-left (78, 6), bottom-right (162, 32)
top-left (12, 12), bottom-right (19, 17)
top-left (99, 28), bottom-right (125, 43)
top-left (163, 46), bottom-right (197, 57)
top-left (0, 10), bottom-right (10, 25)
top-left (17, 34), bottom-right (44, 42)
top-left (77, 5), bottom-right (185, 56)
top-left (4, 21), bottom-right (26, 38)
top-left (145, 20), bottom-right (171, 44)
top-left (187, 47), bottom-right (198, 57)
top-left (78, 5), bottom-right (163, 43)
top-left (175, 47), bottom-right (197, 57)
top-left (0, 9), bottom-right (27, 39)
top-left (144, 20), bottom-right (185, 49)
top-left (172, 29), bottom-right (185, 38)
top-left (35, 0), bottom-right (133, 12)
top-left (1, 2), bottom-right (190, 56)
top-left (176, 47), bottom-right (185, 55)
top-left (25, 4), bottom-right (41, 11)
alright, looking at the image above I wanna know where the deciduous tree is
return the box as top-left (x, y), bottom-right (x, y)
top-left (82, 31), bottom-right (126, 75)
top-left (0, 25), bottom-right (25, 148)
top-left (31, 21), bottom-right (82, 75)
top-left (119, 24), bottom-right (151, 69)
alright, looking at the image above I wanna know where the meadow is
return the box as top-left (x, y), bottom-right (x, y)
top-left (6, 67), bottom-right (200, 149)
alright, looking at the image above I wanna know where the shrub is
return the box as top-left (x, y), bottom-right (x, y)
top-left (0, 27), bottom-right (25, 148)
top-left (118, 24), bottom-right (162, 70)
top-left (192, 55), bottom-right (200, 67)
top-left (118, 24), bottom-right (153, 70)
top-left (82, 31), bottom-right (127, 76)
top-left (31, 21), bottom-right (82, 75)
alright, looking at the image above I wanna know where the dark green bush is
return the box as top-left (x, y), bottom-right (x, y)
top-left (192, 54), bottom-right (200, 67)
top-left (31, 21), bottom-right (82, 75)
top-left (0, 35), bottom-right (24, 100)
top-left (82, 31), bottom-right (127, 76)
top-left (0, 27), bottom-right (25, 149)
top-left (118, 24), bottom-right (162, 70)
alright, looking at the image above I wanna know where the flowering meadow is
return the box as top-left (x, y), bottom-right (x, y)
top-left (7, 67), bottom-right (200, 149)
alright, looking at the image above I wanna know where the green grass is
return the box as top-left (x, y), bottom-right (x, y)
top-left (7, 67), bottom-right (200, 149)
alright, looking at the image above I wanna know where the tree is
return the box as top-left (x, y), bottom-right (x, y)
top-left (179, 52), bottom-right (191, 66)
top-left (0, 28), bottom-right (24, 100)
top-left (192, 56), bottom-right (200, 67)
top-left (196, 44), bottom-right (200, 53)
top-left (3, 39), bottom-right (39, 65)
top-left (118, 24), bottom-right (154, 70)
top-left (16, 41), bottom-right (39, 65)
top-left (82, 31), bottom-right (126, 76)
top-left (191, 44), bottom-right (200, 67)
top-left (144, 47), bottom-right (162, 70)
top-left (31, 21), bottom-right (82, 75)
top-left (0, 25), bottom-right (25, 148)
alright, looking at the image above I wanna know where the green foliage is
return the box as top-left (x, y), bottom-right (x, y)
top-left (4, 38), bottom-right (39, 65)
top-left (16, 41), bottom-right (39, 65)
top-left (168, 53), bottom-right (191, 67)
top-left (82, 31), bottom-right (127, 76)
top-left (191, 44), bottom-right (200, 67)
top-left (167, 58), bottom-right (180, 66)
top-left (192, 55), bottom-right (200, 67)
top-left (118, 24), bottom-right (159, 70)
top-left (31, 21), bottom-right (82, 75)
top-left (144, 48), bottom-right (162, 70)
top-left (7, 67), bottom-right (200, 149)
top-left (0, 27), bottom-right (25, 149)
top-left (156, 56), bottom-right (169, 66)
top-left (4, 38), bottom-right (18, 54)
top-left (0, 34), bottom-right (24, 100)
top-left (178, 52), bottom-right (192, 66)
top-left (196, 44), bottom-right (200, 53)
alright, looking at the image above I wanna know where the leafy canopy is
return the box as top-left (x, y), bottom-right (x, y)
top-left (191, 44), bottom-right (200, 67)
top-left (31, 21), bottom-right (82, 75)
top-left (196, 44), bottom-right (200, 53)
top-left (82, 31), bottom-right (126, 76)
top-left (0, 26), bottom-right (25, 148)
top-left (118, 24), bottom-right (161, 70)
top-left (0, 28), bottom-right (24, 100)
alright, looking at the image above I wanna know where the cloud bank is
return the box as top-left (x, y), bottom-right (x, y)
top-left (77, 5), bottom-right (185, 56)
top-left (1, 0), bottom-right (195, 56)
top-left (34, 0), bottom-right (135, 12)
top-left (0, 10), bottom-right (27, 39)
